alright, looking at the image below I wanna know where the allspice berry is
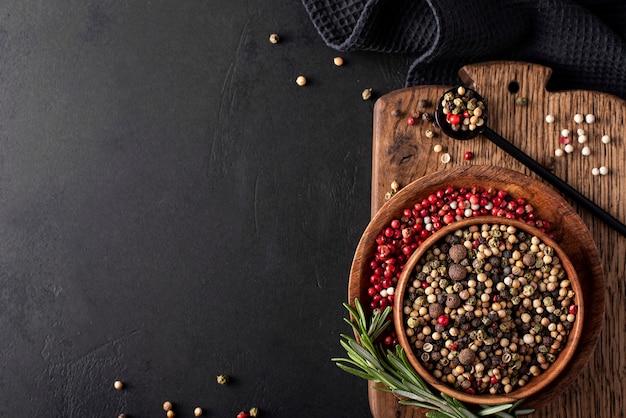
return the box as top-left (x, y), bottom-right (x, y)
top-left (459, 348), bottom-right (476, 365)
top-left (445, 294), bottom-right (461, 309)
top-left (448, 263), bottom-right (467, 281)
top-left (428, 303), bottom-right (444, 319)
top-left (449, 244), bottom-right (467, 263)
top-left (163, 401), bottom-right (173, 411)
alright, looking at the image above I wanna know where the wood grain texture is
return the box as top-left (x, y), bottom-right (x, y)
top-left (358, 61), bottom-right (625, 417)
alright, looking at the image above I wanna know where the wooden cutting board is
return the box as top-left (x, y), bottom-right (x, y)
top-left (366, 61), bottom-right (624, 417)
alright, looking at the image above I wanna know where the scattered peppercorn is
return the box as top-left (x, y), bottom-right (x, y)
top-left (167, 411), bottom-right (175, 418)
top-left (417, 98), bottom-right (429, 108)
top-left (362, 88), bottom-right (372, 101)
top-left (249, 407), bottom-right (259, 417)
top-left (113, 380), bottom-right (123, 390)
top-left (425, 129), bottom-right (434, 138)
top-left (295, 75), bottom-right (307, 86)
top-left (217, 374), bottom-right (230, 385)
top-left (545, 114), bottom-right (555, 123)
top-left (333, 56), bottom-right (344, 66)
top-left (194, 407), bottom-right (203, 416)
top-left (163, 401), bottom-right (173, 411)
top-left (464, 151), bottom-right (473, 161)
top-left (237, 412), bottom-right (250, 418)
top-left (515, 97), bottom-right (527, 106)
top-left (440, 153), bottom-right (451, 164)
top-left (268, 33), bottom-right (279, 44)
top-left (407, 116), bottom-right (415, 126)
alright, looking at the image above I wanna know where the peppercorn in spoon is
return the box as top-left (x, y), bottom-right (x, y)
top-left (435, 86), bottom-right (626, 237)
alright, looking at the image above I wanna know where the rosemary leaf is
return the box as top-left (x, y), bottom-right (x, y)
top-left (459, 407), bottom-right (480, 418)
top-left (477, 404), bottom-right (514, 416)
top-left (425, 411), bottom-right (458, 418)
top-left (394, 389), bottom-right (435, 403)
top-left (335, 362), bottom-right (376, 381)
top-left (514, 409), bottom-right (535, 416)
top-left (398, 399), bottom-right (439, 409)
top-left (347, 339), bottom-right (382, 369)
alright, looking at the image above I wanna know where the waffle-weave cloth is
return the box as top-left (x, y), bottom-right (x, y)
top-left (303, 0), bottom-right (626, 99)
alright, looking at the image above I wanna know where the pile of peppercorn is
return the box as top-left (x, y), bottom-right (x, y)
top-left (440, 86), bottom-right (487, 132)
top-left (401, 222), bottom-right (578, 396)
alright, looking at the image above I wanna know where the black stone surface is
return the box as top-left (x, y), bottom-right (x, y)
top-left (0, 1), bottom-right (411, 417)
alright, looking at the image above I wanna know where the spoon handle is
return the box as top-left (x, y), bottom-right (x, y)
top-left (482, 126), bottom-right (626, 237)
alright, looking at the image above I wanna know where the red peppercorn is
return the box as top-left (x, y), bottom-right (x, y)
top-left (437, 315), bottom-right (449, 326)
top-left (464, 151), bottom-right (473, 161)
top-left (569, 304), bottom-right (578, 315)
top-left (490, 376), bottom-right (499, 385)
top-left (446, 113), bottom-right (461, 125)
top-left (237, 412), bottom-right (250, 418)
top-left (407, 116), bottom-right (415, 125)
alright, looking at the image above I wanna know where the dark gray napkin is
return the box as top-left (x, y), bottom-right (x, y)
top-left (303, 0), bottom-right (626, 99)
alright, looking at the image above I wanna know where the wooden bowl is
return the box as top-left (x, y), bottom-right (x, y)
top-left (393, 216), bottom-right (584, 405)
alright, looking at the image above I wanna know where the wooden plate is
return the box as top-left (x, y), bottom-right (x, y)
top-left (348, 165), bottom-right (605, 415)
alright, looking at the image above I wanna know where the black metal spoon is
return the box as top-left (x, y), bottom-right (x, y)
top-left (435, 86), bottom-right (626, 237)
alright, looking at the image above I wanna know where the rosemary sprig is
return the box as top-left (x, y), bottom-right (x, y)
top-left (332, 299), bottom-right (535, 418)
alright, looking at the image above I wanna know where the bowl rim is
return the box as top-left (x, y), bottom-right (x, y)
top-left (393, 215), bottom-right (585, 405)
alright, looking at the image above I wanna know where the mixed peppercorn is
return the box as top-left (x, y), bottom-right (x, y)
top-left (401, 222), bottom-right (577, 395)
top-left (366, 185), bottom-right (551, 347)
top-left (440, 86), bottom-right (487, 132)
